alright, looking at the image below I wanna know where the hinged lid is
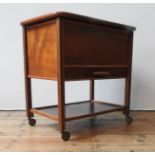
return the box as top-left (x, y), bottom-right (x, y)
top-left (21, 12), bottom-right (136, 31)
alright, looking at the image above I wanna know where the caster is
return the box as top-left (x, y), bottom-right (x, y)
top-left (126, 115), bottom-right (133, 124)
top-left (61, 131), bottom-right (71, 141)
top-left (28, 118), bottom-right (36, 126)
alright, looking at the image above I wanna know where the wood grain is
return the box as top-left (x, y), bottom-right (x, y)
top-left (62, 19), bottom-right (130, 66)
top-left (0, 111), bottom-right (155, 152)
top-left (26, 20), bottom-right (58, 79)
top-left (21, 12), bottom-right (136, 140)
top-left (21, 12), bottom-right (136, 31)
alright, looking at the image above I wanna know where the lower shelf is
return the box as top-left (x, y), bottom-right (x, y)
top-left (31, 101), bottom-right (124, 122)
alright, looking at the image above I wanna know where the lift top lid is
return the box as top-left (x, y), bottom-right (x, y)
top-left (21, 12), bottom-right (136, 31)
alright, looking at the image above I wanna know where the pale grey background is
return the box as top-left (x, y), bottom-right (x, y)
top-left (0, 3), bottom-right (154, 110)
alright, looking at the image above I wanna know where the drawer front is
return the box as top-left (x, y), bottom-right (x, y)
top-left (62, 19), bottom-right (130, 66)
top-left (65, 67), bottom-right (128, 80)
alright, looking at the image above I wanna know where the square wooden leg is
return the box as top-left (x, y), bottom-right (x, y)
top-left (124, 77), bottom-right (133, 124)
top-left (57, 79), bottom-right (65, 131)
top-left (25, 78), bottom-right (33, 118)
top-left (124, 77), bottom-right (131, 115)
top-left (57, 79), bottom-right (71, 141)
top-left (25, 78), bottom-right (36, 126)
top-left (89, 80), bottom-right (94, 112)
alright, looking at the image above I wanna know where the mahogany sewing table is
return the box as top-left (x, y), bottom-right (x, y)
top-left (21, 12), bottom-right (136, 141)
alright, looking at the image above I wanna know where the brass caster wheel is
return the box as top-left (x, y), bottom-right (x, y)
top-left (28, 118), bottom-right (36, 126)
top-left (126, 115), bottom-right (133, 124)
top-left (61, 131), bottom-right (71, 141)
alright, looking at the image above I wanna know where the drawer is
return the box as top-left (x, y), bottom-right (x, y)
top-left (64, 67), bottom-right (128, 80)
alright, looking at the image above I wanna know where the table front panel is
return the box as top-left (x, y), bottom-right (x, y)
top-left (62, 19), bottom-right (130, 67)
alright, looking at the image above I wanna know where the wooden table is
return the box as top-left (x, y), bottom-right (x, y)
top-left (21, 12), bottom-right (136, 141)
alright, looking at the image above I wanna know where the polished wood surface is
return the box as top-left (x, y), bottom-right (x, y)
top-left (0, 111), bottom-right (155, 152)
top-left (26, 20), bottom-right (58, 79)
top-left (21, 12), bottom-right (136, 140)
top-left (62, 19), bottom-right (130, 66)
top-left (22, 27), bottom-right (33, 119)
top-left (65, 67), bottom-right (128, 80)
top-left (32, 101), bottom-right (123, 121)
top-left (21, 12), bottom-right (136, 31)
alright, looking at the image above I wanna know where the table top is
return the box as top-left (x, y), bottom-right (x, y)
top-left (21, 11), bottom-right (136, 31)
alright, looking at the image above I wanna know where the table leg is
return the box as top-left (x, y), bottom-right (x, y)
top-left (25, 77), bottom-right (36, 126)
top-left (58, 80), bottom-right (70, 141)
top-left (124, 77), bottom-right (133, 124)
top-left (89, 79), bottom-right (94, 111)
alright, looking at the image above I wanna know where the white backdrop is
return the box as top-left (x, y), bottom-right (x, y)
top-left (0, 3), bottom-right (155, 110)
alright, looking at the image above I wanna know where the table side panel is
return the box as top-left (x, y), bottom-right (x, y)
top-left (26, 20), bottom-right (58, 79)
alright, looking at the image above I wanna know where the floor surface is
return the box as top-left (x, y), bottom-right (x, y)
top-left (0, 111), bottom-right (155, 152)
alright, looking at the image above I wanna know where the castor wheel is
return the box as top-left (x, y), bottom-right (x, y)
top-left (126, 115), bottom-right (133, 124)
top-left (61, 131), bottom-right (71, 141)
top-left (28, 118), bottom-right (36, 126)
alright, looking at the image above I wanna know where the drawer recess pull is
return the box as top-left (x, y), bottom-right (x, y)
top-left (93, 71), bottom-right (109, 76)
